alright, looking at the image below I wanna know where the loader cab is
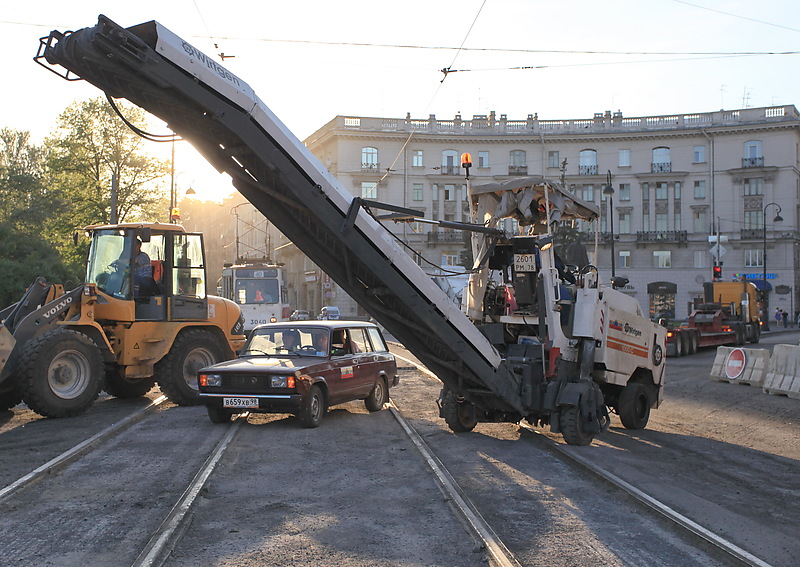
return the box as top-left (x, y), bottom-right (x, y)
top-left (85, 224), bottom-right (208, 322)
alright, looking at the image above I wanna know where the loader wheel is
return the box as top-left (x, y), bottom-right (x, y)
top-left (560, 406), bottom-right (595, 446)
top-left (442, 391), bottom-right (478, 432)
top-left (617, 383), bottom-right (651, 430)
top-left (104, 368), bottom-right (156, 399)
top-left (16, 329), bottom-right (104, 418)
top-left (155, 329), bottom-right (225, 406)
top-left (0, 389), bottom-right (21, 411)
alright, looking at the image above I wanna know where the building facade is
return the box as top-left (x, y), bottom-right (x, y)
top-left (304, 106), bottom-right (800, 321)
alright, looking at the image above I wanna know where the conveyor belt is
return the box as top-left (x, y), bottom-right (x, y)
top-left (36, 15), bottom-right (526, 414)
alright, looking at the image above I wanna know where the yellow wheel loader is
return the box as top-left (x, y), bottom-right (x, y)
top-left (0, 223), bottom-right (246, 417)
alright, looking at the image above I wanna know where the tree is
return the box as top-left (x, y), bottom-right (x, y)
top-left (45, 97), bottom-right (170, 227)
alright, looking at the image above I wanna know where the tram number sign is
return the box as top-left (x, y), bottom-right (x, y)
top-left (724, 348), bottom-right (746, 380)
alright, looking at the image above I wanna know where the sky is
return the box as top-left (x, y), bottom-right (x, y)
top-left (3, 0), bottom-right (800, 200)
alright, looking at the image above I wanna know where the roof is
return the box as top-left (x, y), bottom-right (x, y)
top-left (84, 222), bottom-right (187, 232)
top-left (252, 320), bottom-right (378, 331)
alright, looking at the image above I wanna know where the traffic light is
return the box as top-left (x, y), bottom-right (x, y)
top-left (713, 264), bottom-right (722, 280)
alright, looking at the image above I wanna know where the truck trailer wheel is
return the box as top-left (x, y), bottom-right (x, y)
top-left (617, 383), bottom-right (651, 430)
top-left (16, 329), bottom-right (104, 418)
top-left (560, 406), bottom-right (594, 446)
top-left (104, 368), bottom-right (156, 399)
top-left (155, 329), bottom-right (225, 406)
top-left (442, 391), bottom-right (478, 432)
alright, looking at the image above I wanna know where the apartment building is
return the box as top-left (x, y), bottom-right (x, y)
top-left (304, 106), bottom-right (800, 321)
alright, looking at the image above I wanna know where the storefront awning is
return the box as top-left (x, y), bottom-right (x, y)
top-left (749, 280), bottom-right (772, 291)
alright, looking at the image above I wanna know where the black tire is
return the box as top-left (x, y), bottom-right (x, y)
top-left (688, 331), bottom-right (698, 354)
top-left (16, 329), bottom-right (104, 418)
top-left (750, 323), bottom-right (761, 344)
top-left (560, 405), bottom-right (594, 446)
top-left (298, 385), bottom-right (325, 428)
top-left (673, 334), bottom-right (684, 357)
top-left (104, 368), bottom-right (155, 399)
top-left (441, 391), bottom-right (478, 432)
top-left (155, 329), bottom-right (226, 406)
top-left (617, 383), bottom-right (651, 430)
top-left (207, 405), bottom-right (235, 424)
top-left (0, 389), bottom-right (21, 411)
top-left (364, 376), bottom-right (388, 412)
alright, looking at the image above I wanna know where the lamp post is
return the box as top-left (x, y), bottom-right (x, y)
top-left (762, 202), bottom-right (783, 330)
top-left (602, 170), bottom-right (616, 279)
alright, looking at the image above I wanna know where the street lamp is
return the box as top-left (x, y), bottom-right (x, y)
top-left (762, 202), bottom-right (783, 330)
top-left (602, 170), bottom-right (616, 279)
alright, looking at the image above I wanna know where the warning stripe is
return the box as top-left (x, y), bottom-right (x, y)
top-left (607, 336), bottom-right (649, 358)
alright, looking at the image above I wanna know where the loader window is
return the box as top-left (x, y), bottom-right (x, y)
top-left (87, 231), bottom-right (129, 298)
top-left (172, 234), bottom-right (206, 299)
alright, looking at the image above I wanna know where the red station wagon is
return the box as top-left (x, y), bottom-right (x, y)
top-left (197, 321), bottom-right (398, 427)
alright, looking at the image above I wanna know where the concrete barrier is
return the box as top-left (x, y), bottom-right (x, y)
top-left (763, 344), bottom-right (800, 399)
top-left (709, 346), bottom-right (769, 387)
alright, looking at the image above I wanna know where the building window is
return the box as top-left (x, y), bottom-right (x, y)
top-left (618, 212), bottom-right (631, 234)
top-left (442, 253), bottom-right (459, 267)
top-left (412, 150), bottom-right (423, 167)
top-left (744, 177), bottom-right (763, 195)
top-left (618, 183), bottom-right (631, 201)
top-left (693, 145), bottom-right (706, 163)
top-left (652, 147), bottom-right (671, 173)
top-left (548, 151), bottom-right (560, 168)
top-left (745, 249), bottom-right (764, 268)
top-left (441, 150), bottom-right (458, 175)
top-left (744, 209), bottom-right (763, 230)
top-left (443, 184), bottom-right (456, 201)
top-left (675, 181), bottom-right (682, 200)
top-left (743, 145), bottom-right (764, 167)
top-left (478, 151), bottom-right (489, 168)
top-left (619, 149), bottom-right (630, 167)
top-left (643, 212), bottom-right (650, 232)
top-left (361, 182), bottom-right (377, 199)
top-left (656, 213), bottom-right (668, 231)
top-left (693, 209), bottom-right (707, 233)
top-left (432, 184), bottom-right (439, 201)
top-left (619, 250), bottom-right (631, 268)
top-left (582, 185), bottom-right (594, 202)
top-left (694, 180), bottom-right (706, 199)
top-left (362, 147), bottom-right (378, 171)
top-left (412, 183), bottom-right (423, 201)
top-left (693, 250), bottom-right (706, 268)
top-left (509, 150), bottom-right (527, 174)
top-left (642, 182), bottom-right (650, 201)
top-left (579, 149), bottom-right (598, 175)
top-left (653, 250), bottom-right (671, 268)
top-left (675, 212), bottom-right (681, 231)
top-left (655, 182), bottom-right (668, 200)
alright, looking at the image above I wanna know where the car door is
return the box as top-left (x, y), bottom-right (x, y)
top-left (327, 328), bottom-right (360, 404)
top-left (348, 327), bottom-right (378, 397)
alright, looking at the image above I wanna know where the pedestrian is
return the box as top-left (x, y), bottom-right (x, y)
top-left (782, 310), bottom-right (788, 328)
top-left (775, 308), bottom-right (782, 328)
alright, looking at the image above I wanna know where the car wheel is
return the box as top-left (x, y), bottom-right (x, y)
top-left (299, 385), bottom-right (324, 428)
top-left (364, 377), bottom-right (388, 412)
top-left (207, 405), bottom-right (235, 424)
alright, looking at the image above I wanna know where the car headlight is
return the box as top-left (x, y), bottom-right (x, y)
top-left (199, 374), bottom-right (222, 387)
top-left (270, 375), bottom-right (295, 388)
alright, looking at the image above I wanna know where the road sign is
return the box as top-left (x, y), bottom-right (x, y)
top-left (709, 244), bottom-right (727, 259)
top-left (725, 348), bottom-right (746, 380)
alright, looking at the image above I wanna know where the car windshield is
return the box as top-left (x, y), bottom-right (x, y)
top-left (243, 326), bottom-right (330, 357)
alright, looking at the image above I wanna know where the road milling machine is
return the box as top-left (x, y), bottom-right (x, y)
top-left (33, 15), bottom-right (666, 443)
top-left (0, 223), bottom-right (246, 417)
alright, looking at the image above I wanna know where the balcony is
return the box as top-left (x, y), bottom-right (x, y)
top-left (742, 157), bottom-right (764, 168)
top-left (427, 230), bottom-right (464, 244)
top-left (635, 230), bottom-right (688, 246)
top-left (361, 162), bottom-right (380, 172)
top-left (740, 228), bottom-right (765, 240)
top-left (651, 162), bottom-right (672, 173)
top-left (440, 165), bottom-right (458, 175)
top-left (508, 165), bottom-right (528, 175)
top-left (579, 165), bottom-right (598, 175)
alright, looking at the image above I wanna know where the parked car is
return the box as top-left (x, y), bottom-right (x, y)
top-left (197, 321), bottom-right (398, 427)
top-left (318, 306), bottom-right (340, 320)
top-left (289, 309), bottom-right (310, 320)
